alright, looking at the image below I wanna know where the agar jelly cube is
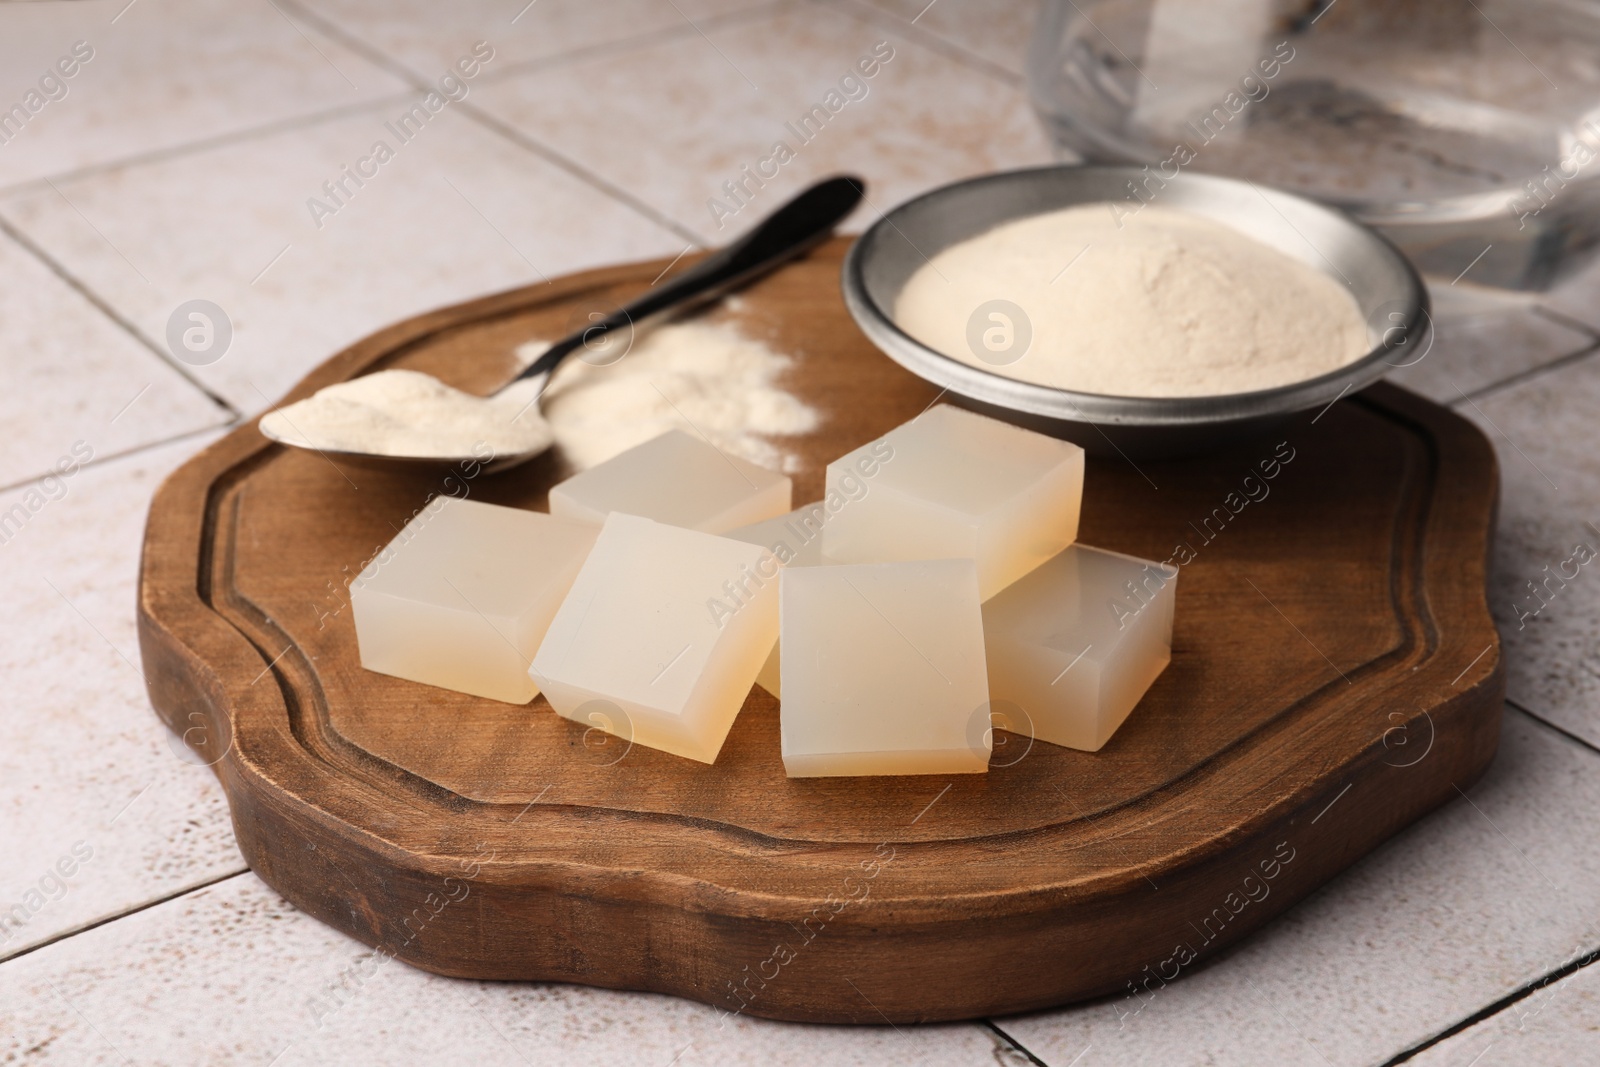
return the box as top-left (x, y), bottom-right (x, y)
top-left (350, 496), bottom-right (598, 704)
top-left (779, 558), bottom-right (991, 777)
top-left (547, 428), bottom-right (790, 533)
top-left (528, 512), bottom-right (779, 763)
top-left (822, 405), bottom-right (1083, 600)
top-left (981, 544), bottom-right (1175, 752)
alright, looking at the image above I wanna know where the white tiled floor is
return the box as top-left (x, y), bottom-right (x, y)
top-left (1407, 958), bottom-right (1600, 1067)
top-left (0, 104), bottom-right (685, 411)
top-left (1004, 712), bottom-right (1600, 1067)
top-left (466, 2), bottom-right (1052, 244)
top-left (0, 231), bottom-right (228, 488)
top-left (294, 0), bottom-right (776, 80)
top-left (0, 0), bottom-right (410, 189)
top-left (1385, 289), bottom-right (1595, 405)
top-left (0, 435), bottom-right (243, 965)
top-left (4, 2), bottom-right (1600, 1065)
top-left (837, 0), bottom-right (1036, 79)
top-left (0, 875), bottom-right (1019, 1066)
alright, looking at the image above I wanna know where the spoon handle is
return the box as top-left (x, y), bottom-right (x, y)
top-left (513, 174), bottom-right (866, 385)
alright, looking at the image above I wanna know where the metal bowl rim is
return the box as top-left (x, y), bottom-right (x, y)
top-left (840, 163), bottom-right (1431, 428)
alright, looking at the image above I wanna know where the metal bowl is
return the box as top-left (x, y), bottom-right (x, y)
top-left (840, 165), bottom-right (1429, 457)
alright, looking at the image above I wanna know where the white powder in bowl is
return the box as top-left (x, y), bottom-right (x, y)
top-left (893, 204), bottom-right (1370, 398)
top-left (258, 369), bottom-right (551, 459)
top-left (532, 318), bottom-right (820, 473)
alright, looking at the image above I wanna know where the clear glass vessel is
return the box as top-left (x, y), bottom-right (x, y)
top-left (1028, 0), bottom-right (1600, 291)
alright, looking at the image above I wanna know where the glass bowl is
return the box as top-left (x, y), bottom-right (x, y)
top-left (1027, 0), bottom-right (1600, 292)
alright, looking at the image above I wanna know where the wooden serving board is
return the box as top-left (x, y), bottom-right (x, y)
top-left (137, 237), bottom-right (1503, 1024)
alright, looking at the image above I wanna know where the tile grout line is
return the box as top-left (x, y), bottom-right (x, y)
top-left (0, 93), bottom-right (420, 202)
top-left (982, 1019), bottom-right (1052, 1065)
top-left (0, 867), bottom-right (249, 970)
top-left (0, 213), bottom-right (240, 419)
top-left (273, 0), bottom-right (712, 247)
top-left (1506, 699), bottom-right (1600, 761)
top-left (0, 421), bottom-right (235, 500)
top-left (1368, 702), bottom-right (1600, 1063)
top-left (1380, 940), bottom-right (1600, 1065)
top-left (452, 101), bottom-right (708, 246)
top-left (1532, 303), bottom-right (1600, 343)
top-left (474, 2), bottom-right (787, 87)
top-left (1447, 338), bottom-right (1600, 409)
top-left (817, 0), bottom-right (1027, 86)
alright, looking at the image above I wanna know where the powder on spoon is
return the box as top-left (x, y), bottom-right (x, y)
top-left (258, 370), bottom-right (551, 459)
top-left (259, 318), bottom-right (819, 470)
top-left (893, 204), bottom-right (1370, 398)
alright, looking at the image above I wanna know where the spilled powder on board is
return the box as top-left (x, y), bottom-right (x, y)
top-left (530, 317), bottom-right (821, 474)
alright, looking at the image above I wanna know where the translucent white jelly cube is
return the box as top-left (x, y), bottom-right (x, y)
top-left (350, 496), bottom-right (598, 704)
top-left (724, 501), bottom-right (830, 697)
top-left (528, 512), bottom-right (779, 764)
top-left (547, 428), bottom-right (791, 533)
top-left (982, 544), bottom-right (1176, 752)
top-left (822, 405), bottom-right (1084, 600)
top-left (780, 558), bottom-right (991, 777)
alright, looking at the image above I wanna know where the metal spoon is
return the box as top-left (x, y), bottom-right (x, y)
top-left (259, 175), bottom-right (866, 472)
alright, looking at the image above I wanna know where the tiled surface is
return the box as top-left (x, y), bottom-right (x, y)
top-left (1005, 711), bottom-right (1600, 1066)
top-left (1540, 253), bottom-right (1600, 334)
top-left (0, 229), bottom-right (228, 489)
top-left (1385, 288), bottom-right (1595, 404)
top-left (296, 0), bottom-right (775, 80)
top-left (0, 434), bottom-right (244, 964)
top-left (0, 0), bottom-right (410, 190)
top-left (1457, 352), bottom-right (1600, 750)
top-left (0, 105), bottom-right (685, 412)
top-left (469, 2), bottom-right (1053, 243)
top-left (1407, 959), bottom-right (1600, 1066)
top-left (3, 2), bottom-right (1600, 1065)
top-left (0, 874), bottom-right (1017, 1066)
top-left (842, 0), bottom-right (1037, 78)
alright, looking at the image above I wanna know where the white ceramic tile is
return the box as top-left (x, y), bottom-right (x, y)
top-left (297, 0), bottom-right (772, 80)
top-left (1003, 712), bottom-right (1600, 1067)
top-left (0, 433), bottom-right (245, 965)
top-left (470, 4), bottom-right (1055, 244)
top-left (1541, 253), bottom-right (1600, 334)
top-left (0, 104), bottom-right (685, 413)
top-left (1451, 352), bottom-right (1600, 747)
top-left (0, 873), bottom-right (1023, 1066)
top-left (1408, 958), bottom-right (1600, 1067)
top-left (0, 0), bottom-right (409, 189)
top-left (1385, 288), bottom-right (1596, 403)
top-left (845, 0), bottom-right (1037, 77)
top-left (0, 228), bottom-right (227, 490)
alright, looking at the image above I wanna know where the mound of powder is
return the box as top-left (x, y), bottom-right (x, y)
top-left (893, 204), bottom-right (1370, 398)
top-left (259, 369), bottom-right (551, 459)
top-left (531, 317), bottom-right (820, 473)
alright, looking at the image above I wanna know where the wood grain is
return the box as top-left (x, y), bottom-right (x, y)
top-left (137, 237), bottom-right (1503, 1023)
